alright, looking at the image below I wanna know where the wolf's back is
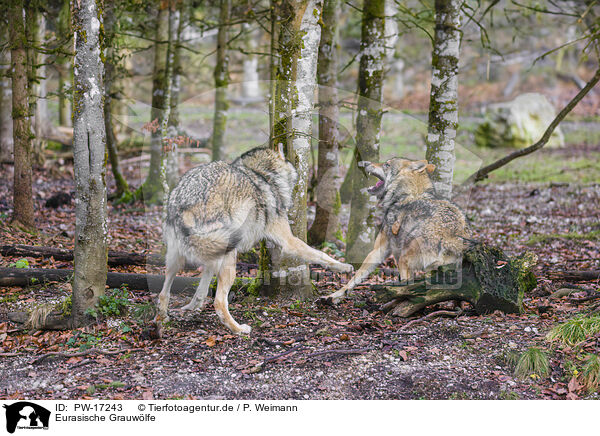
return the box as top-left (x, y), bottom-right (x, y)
top-left (164, 162), bottom-right (267, 260)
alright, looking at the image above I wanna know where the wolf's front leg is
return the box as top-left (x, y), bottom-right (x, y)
top-left (268, 219), bottom-right (353, 273)
top-left (156, 250), bottom-right (185, 322)
top-left (320, 232), bottom-right (389, 305)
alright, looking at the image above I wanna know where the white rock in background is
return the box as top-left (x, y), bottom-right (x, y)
top-left (475, 93), bottom-right (565, 148)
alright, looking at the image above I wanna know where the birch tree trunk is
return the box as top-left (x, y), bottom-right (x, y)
top-left (9, 0), bottom-right (35, 230)
top-left (307, 0), bottom-right (341, 246)
top-left (135, 1), bottom-right (171, 204)
top-left (211, 0), bottom-right (230, 162)
top-left (241, 23), bottom-right (261, 100)
top-left (345, 0), bottom-right (386, 266)
top-left (104, 0), bottom-right (132, 202)
top-left (261, 0), bottom-right (323, 299)
top-left (425, 0), bottom-right (461, 199)
top-left (0, 30), bottom-right (13, 163)
top-left (71, 0), bottom-right (108, 327)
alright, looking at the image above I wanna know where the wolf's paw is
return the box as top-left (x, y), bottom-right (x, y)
top-left (317, 289), bottom-right (347, 306)
top-left (330, 262), bottom-right (354, 274)
top-left (180, 301), bottom-right (206, 312)
top-left (154, 311), bottom-right (170, 323)
top-left (236, 324), bottom-right (252, 335)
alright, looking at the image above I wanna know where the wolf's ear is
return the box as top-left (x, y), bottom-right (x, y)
top-left (426, 163), bottom-right (435, 173)
top-left (411, 161), bottom-right (428, 173)
top-left (277, 143), bottom-right (286, 160)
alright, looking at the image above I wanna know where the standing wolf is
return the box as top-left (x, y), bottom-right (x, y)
top-left (321, 157), bottom-right (468, 304)
top-left (158, 146), bottom-right (353, 334)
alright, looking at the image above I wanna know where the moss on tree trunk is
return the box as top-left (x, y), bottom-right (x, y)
top-left (308, 0), bottom-right (341, 247)
top-left (9, 0), bottom-right (35, 230)
top-left (345, 0), bottom-right (386, 267)
top-left (211, 0), bottom-right (230, 162)
top-left (374, 244), bottom-right (537, 317)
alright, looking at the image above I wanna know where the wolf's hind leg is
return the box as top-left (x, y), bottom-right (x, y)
top-left (320, 232), bottom-right (389, 305)
top-left (180, 268), bottom-right (214, 312)
top-left (213, 250), bottom-right (251, 335)
top-left (157, 249), bottom-right (185, 321)
top-left (269, 219), bottom-right (353, 273)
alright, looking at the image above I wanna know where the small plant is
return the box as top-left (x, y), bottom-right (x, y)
top-left (499, 390), bottom-right (520, 400)
top-left (132, 302), bottom-right (156, 322)
top-left (514, 347), bottom-right (550, 380)
top-left (13, 259), bottom-right (29, 269)
top-left (547, 314), bottom-right (600, 346)
top-left (289, 299), bottom-right (305, 312)
top-left (67, 331), bottom-right (102, 351)
top-left (92, 286), bottom-right (131, 318)
top-left (580, 354), bottom-right (600, 393)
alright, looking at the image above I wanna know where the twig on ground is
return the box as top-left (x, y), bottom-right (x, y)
top-left (568, 293), bottom-right (600, 303)
top-left (0, 352), bottom-right (23, 358)
top-left (31, 347), bottom-right (144, 365)
top-left (400, 309), bottom-right (463, 331)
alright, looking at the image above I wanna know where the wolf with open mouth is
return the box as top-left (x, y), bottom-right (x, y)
top-left (321, 157), bottom-right (469, 305)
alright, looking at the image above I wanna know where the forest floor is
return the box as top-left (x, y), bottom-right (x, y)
top-left (0, 145), bottom-right (599, 400)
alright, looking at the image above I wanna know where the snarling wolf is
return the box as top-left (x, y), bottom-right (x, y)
top-left (157, 146), bottom-right (353, 334)
top-left (321, 158), bottom-right (468, 304)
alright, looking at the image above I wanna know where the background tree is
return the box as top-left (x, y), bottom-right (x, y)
top-left (71, 0), bottom-right (108, 327)
top-left (56, 0), bottom-right (72, 127)
top-left (260, 0), bottom-right (323, 298)
top-left (135, 1), bottom-right (174, 203)
top-left (307, 0), bottom-right (342, 247)
top-left (211, 0), bottom-right (231, 162)
top-left (104, 0), bottom-right (132, 203)
top-left (0, 29), bottom-right (13, 163)
top-left (345, 0), bottom-right (386, 266)
top-left (425, 0), bottom-right (461, 199)
top-left (9, 0), bottom-right (35, 230)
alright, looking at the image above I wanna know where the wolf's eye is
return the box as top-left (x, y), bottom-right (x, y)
top-left (383, 163), bottom-right (389, 170)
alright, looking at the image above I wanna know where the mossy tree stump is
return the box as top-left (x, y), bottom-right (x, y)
top-left (374, 244), bottom-right (537, 317)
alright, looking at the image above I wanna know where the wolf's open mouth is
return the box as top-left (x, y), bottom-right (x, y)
top-left (368, 179), bottom-right (385, 194)
top-left (367, 169), bottom-right (386, 195)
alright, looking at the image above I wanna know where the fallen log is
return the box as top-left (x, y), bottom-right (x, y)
top-left (0, 244), bottom-right (200, 269)
top-left (373, 244), bottom-right (538, 317)
top-left (0, 267), bottom-right (251, 294)
top-left (548, 270), bottom-right (600, 282)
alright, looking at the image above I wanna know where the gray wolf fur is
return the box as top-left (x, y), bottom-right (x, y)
top-left (322, 157), bottom-right (468, 304)
top-left (157, 146), bottom-right (353, 334)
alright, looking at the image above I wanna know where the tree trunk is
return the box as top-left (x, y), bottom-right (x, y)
top-left (9, 0), bottom-right (35, 230)
top-left (211, 0), bottom-right (230, 162)
top-left (25, 1), bottom-right (46, 166)
top-left (104, 0), bottom-right (132, 203)
top-left (165, 1), bottom-right (183, 189)
top-left (260, 0), bottom-right (323, 299)
top-left (0, 29), bottom-right (13, 163)
top-left (308, 0), bottom-right (341, 246)
top-left (425, 0), bottom-right (461, 199)
top-left (345, 0), bottom-right (386, 266)
top-left (135, 2), bottom-right (172, 204)
top-left (257, 0), bottom-right (281, 298)
top-left (57, 0), bottom-right (72, 127)
top-left (374, 244), bottom-right (537, 317)
top-left (71, 0), bottom-right (108, 327)
top-left (241, 23), bottom-right (261, 100)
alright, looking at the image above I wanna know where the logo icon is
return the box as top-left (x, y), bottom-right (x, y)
top-left (3, 402), bottom-right (50, 434)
